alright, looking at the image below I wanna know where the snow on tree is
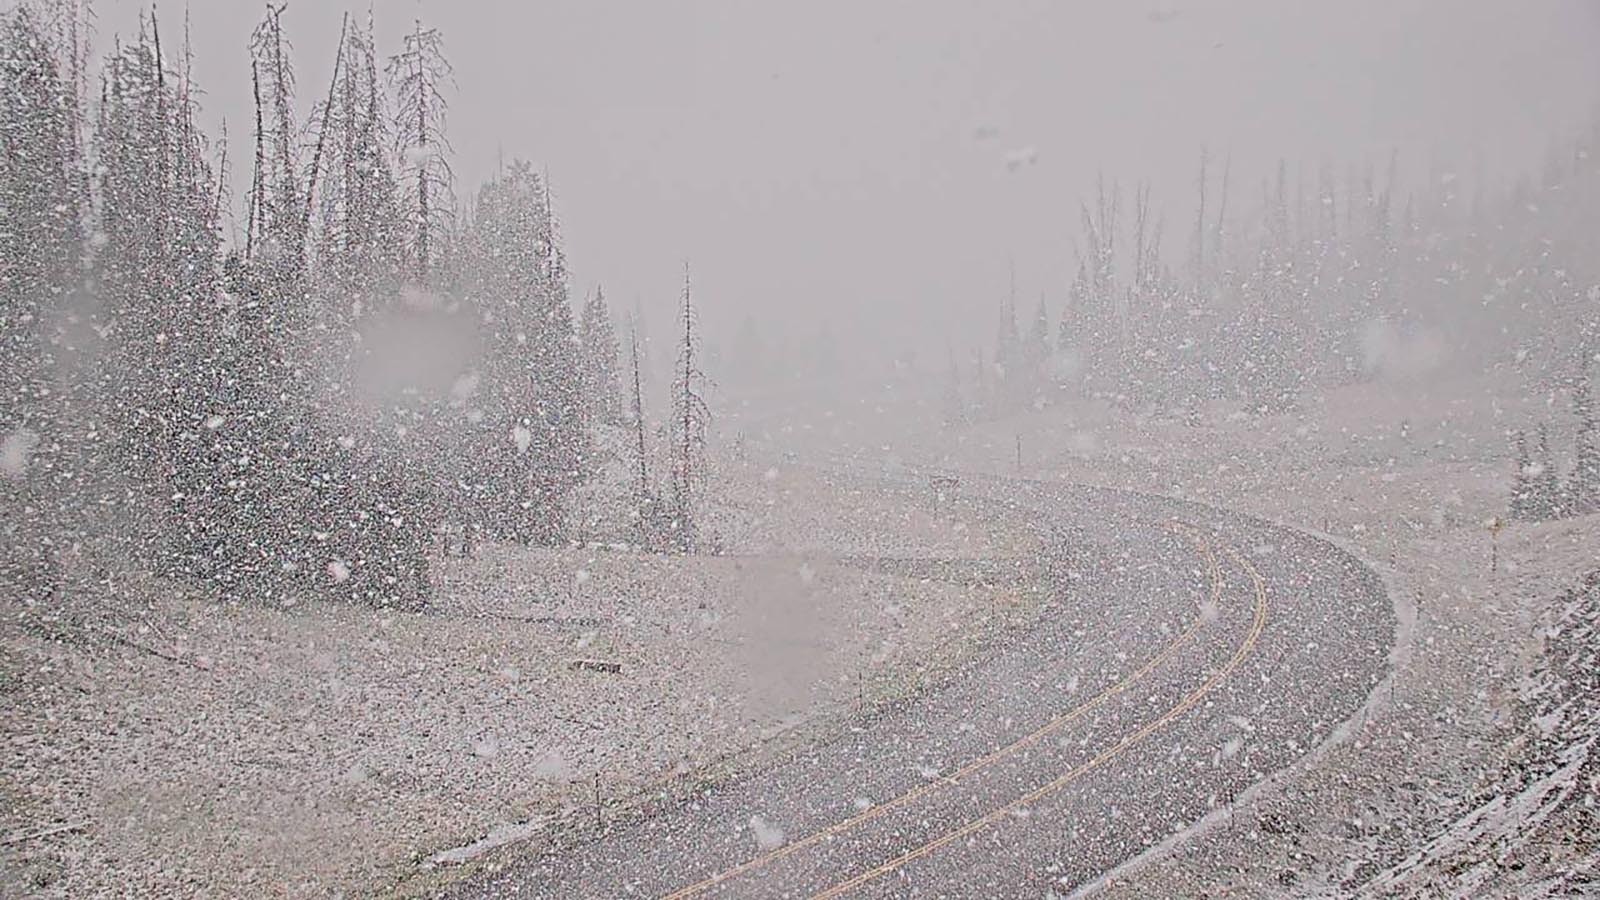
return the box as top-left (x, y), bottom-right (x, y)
top-left (1509, 430), bottom-right (1535, 521)
top-left (311, 12), bottom-right (405, 313)
top-left (460, 161), bottom-right (587, 544)
top-left (1572, 359), bottom-right (1599, 514)
top-left (0, 1), bottom-right (86, 602)
top-left (669, 264), bottom-right (711, 552)
top-left (1533, 422), bottom-right (1563, 520)
top-left (579, 286), bottom-right (624, 429)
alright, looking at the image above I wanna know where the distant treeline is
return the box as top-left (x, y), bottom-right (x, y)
top-left (951, 140), bottom-right (1600, 424)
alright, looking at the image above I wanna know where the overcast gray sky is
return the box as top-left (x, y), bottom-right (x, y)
top-left (99, 0), bottom-right (1600, 366)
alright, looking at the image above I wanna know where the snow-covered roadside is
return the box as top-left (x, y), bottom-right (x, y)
top-left (0, 461), bottom-right (1043, 899)
top-left (1353, 553), bottom-right (1600, 897)
top-left (910, 375), bottom-right (1597, 897)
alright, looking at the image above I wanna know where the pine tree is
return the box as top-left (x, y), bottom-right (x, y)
top-left (1080, 179), bottom-right (1121, 389)
top-left (629, 319), bottom-right (650, 501)
top-left (1191, 147), bottom-right (1212, 288)
top-left (1571, 362), bottom-right (1598, 513)
top-left (326, 12), bottom-right (404, 300)
top-left (579, 287), bottom-right (624, 428)
top-left (95, 11), bottom-right (231, 570)
top-left (972, 346), bottom-right (990, 415)
top-left (1060, 263), bottom-right (1086, 354)
top-left (89, 6), bottom-right (435, 607)
top-left (1510, 430), bottom-right (1534, 520)
top-left (994, 271), bottom-right (1020, 395)
top-left (670, 264), bottom-right (711, 552)
top-left (0, 3), bottom-right (84, 602)
top-left (1534, 422), bottom-right (1562, 519)
top-left (1025, 293), bottom-right (1050, 401)
top-left (463, 161), bottom-right (586, 543)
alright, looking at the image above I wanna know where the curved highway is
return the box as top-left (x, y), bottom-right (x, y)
top-left (447, 478), bottom-right (1393, 898)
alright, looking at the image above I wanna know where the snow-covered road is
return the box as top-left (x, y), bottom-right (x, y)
top-left (446, 479), bottom-right (1394, 897)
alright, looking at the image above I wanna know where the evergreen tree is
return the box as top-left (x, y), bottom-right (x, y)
top-left (1534, 422), bottom-right (1563, 519)
top-left (1079, 179), bottom-right (1120, 389)
top-left (1025, 293), bottom-right (1050, 401)
top-left (463, 161), bottom-right (586, 543)
top-left (94, 12), bottom-right (233, 569)
top-left (0, 3), bottom-right (84, 602)
top-left (0, 5), bottom-right (80, 412)
top-left (579, 287), bottom-right (623, 428)
top-left (88, 6), bottom-right (435, 607)
top-left (1510, 430), bottom-right (1534, 520)
top-left (972, 346), bottom-right (990, 415)
top-left (992, 264), bottom-right (1020, 409)
top-left (1571, 362), bottom-right (1598, 513)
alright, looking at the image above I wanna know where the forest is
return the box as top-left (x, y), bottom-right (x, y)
top-left (1, 2), bottom-right (713, 614)
top-left (4, 1), bottom-right (1597, 622)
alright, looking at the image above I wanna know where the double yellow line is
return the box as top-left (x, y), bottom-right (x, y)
top-left (662, 521), bottom-right (1243, 899)
top-left (811, 537), bottom-right (1270, 897)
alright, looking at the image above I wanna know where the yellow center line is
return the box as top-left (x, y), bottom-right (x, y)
top-left (809, 537), bottom-right (1270, 898)
top-left (660, 521), bottom-right (1223, 900)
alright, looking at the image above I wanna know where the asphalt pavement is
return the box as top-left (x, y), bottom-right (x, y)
top-left (448, 478), bottom-right (1393, 898)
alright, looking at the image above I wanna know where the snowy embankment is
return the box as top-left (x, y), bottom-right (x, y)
top-left (894, 373), bottom-right (1597, 897)
top-left (0, 460), bottom-right (1043, 898)
top-left (1354, 559), bottom-right (1600, 896)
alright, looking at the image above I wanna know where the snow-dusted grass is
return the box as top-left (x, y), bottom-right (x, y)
top-left (0, 461), bottom-right (1042, 898)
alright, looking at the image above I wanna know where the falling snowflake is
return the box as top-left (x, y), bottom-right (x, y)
top-left (327, 559), bottom-right (351, 583)
top-left (0, 430), bottom-right (39, 478)
top-left (748, 814), bottom-right (785, 851)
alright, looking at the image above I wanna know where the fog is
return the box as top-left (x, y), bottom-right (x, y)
top-left (6, 2), bottom-right (1600, 896)
top-left (97, 0), bottom-right (1600, 367)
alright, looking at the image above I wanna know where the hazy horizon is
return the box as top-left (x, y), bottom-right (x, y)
top-left (95, 0), bottom-right (1600, 366)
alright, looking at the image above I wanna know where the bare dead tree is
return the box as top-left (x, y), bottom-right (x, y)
top-left (1193, 147), bottom-right (1208, 284)
top-left (670, 263), bottom-right (711, 551)
top-left (301, 13), bottom-right (348, 240)
top-left (246, 3), bottom-right (303, 266)
top-left (1215, 152), bottom-right (1231, 266)
top-left (386, 18), bottom-right (454, 286)
top-left (245, 58), bottom-right (263, 260)
top-left (629, 317), bottom-right (649, 501)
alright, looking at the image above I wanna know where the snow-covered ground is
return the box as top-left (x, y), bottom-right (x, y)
top-left (5, 372), bottom-right (1591, 898)
top-left (913, 374), bottom-right (1600, 898)
top-left (0, 461), bottom-right (1042, 898)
